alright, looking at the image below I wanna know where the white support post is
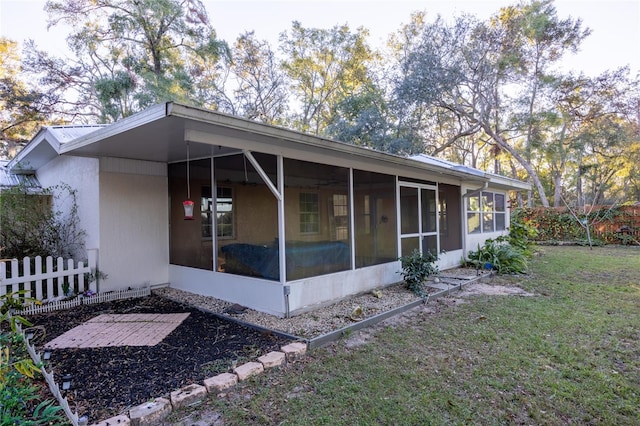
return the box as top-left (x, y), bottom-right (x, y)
top-left (348, 168), bottom-right (355, 270)
top-left (277, 155), bottom-right (286, 285)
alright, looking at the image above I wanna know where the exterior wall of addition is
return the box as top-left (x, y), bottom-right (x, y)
top-left (98, 158), bottom-right (169, 291)
top-left (36, 155), bottom-right (101, 257)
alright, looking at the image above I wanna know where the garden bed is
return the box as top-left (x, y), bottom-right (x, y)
top-left (25, 295), bottom-right (293, 423)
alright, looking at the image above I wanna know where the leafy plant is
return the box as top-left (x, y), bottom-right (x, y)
top-left (508, 210), bottom-right (538, 255)
top-left (0, 293), bottom-right (66, 425)
top-left (84, 268), bottom-right (108, 286)
top-left (399, 249), bottom-right (438, 297)
top-left (467, 238), bottom-right (528, 274)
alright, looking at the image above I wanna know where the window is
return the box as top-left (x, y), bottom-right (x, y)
top-left (216, 187), bottom-right (234, 239)
top-left (300, 192), bottom-right (319, 234)
top-left (201, 186), bottom-right (234, 239)
top-left (467, 191), bottom-right (506, 234)
top-left (495, 193), bottom-right (506, 231)
top-left (331, 194), bottom-right (349, 240)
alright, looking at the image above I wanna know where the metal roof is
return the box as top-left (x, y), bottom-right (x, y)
top-left (0, 161), bottom-right (41, 189)
top-left (410, 153), bottom-right (530, 191)
top-left (46, 125), bottom-right (106, 144)
top-left (8, 102), bottom-right (531, 192)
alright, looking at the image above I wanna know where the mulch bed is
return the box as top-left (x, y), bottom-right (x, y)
top-left (25, 294), bottom-right (294, 423)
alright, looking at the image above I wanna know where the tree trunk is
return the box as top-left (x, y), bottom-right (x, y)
top-left (553, 172), bottom-right (563, 207)
top-left (481, 123), bottom-right (550, 207)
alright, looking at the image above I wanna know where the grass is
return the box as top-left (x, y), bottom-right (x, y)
top-left (170, 246), bottom-right (640, 425)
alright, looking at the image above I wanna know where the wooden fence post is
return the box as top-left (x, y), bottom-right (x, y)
top-left (23, 256), bottom-right (32, 299)
top-left (35, 256), bottom-right (43, 300)
top-left (0, 261), bottom-right (6, 297)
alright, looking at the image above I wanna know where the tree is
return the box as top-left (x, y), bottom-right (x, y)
top-left (30, 0), bottom-right (227, 122)
top-left (229, 32), bottom-right (289, 125)
top-left (394, 1), bottom-right (591, 207)
top-left (280, 21), bottom-right (375, 135)
top-left (498, 0), bottom-right (591, 206)
top-left (0, 38), bottom-right (56, 159)
top-left (544, 68), bottom-right (638, 206)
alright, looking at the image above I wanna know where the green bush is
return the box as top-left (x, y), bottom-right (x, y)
top-left (512, 206), bottom-right (639, 245)
top-left (467, 237), bottom-right (528, 274)
top-left (399, 249), bottom-right (439, 297)
top-left (508, 210), bottom-right (538, 255)
top-left (0, 183), bottom-right (85, 259)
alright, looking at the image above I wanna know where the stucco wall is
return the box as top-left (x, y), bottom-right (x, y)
top-left (35, 155), bottom-right (100, 256)
top-left (98, 160), bottom-right (169, 291)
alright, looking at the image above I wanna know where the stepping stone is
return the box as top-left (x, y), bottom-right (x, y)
top-left (233, 361), bottom-right (264, 381)
top-left (170, 383), bottom-right (207, 409)
top-left (204, 372), bottom-right (238, 393)
top-left (281, 342), bottom-right (307, 361)
top-left (129, 397), bottom-right (171, 426)
top-left (258, 351), bottom-right (286, 368)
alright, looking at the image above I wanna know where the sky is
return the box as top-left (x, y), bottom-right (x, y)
top-left (0, 0), bottom-right (638, 78)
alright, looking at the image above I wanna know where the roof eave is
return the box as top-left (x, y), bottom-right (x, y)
top-left (169, 103), bottom-right (493, 184)
top-left (58, 103), bottom-right (169, 155)
top-left (7, 127), bottom-right (61, 173)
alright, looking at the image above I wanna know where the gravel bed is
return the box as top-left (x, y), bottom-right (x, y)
top-left (155, 267), bottom-right (484, 339)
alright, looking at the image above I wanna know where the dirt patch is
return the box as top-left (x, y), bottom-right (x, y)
top-left (457, 282), bottom-right (535, 297)
top-left (341, 281), bottom-right (533, 348)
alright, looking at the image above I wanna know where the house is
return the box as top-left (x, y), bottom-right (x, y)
top-left (6, 102), bottom-right (530, 317)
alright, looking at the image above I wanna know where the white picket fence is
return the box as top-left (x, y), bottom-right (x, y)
top-left (0, 249), bottom-right (98, 303)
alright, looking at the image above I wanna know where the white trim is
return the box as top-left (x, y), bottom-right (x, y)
top-left (348, 168), bottom-right (356, 270)
top-left (277, 155), bottom-right (286, 285)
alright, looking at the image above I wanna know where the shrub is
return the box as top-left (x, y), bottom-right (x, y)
top-left (467, 237), bottom-right (528, 274)
top-left (0, 183), bottom-right (85, 260)
top-left (509, 210), bottom-right (538, 255)
top-left (399, 249), bottom-right (439, 297)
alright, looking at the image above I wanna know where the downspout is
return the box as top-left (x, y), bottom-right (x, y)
top-left (462, 181), bottom-right (489, 200)
top-left (284, 286), bottom-right (291, 319)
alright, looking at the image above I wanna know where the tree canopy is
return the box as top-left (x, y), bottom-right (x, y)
top-left (3, 0), bottom-right (639, 206)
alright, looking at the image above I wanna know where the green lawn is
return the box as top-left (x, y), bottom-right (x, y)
top-left (175, 246), bottom-right (640, 425)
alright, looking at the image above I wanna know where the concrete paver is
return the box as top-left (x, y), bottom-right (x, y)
top-left (45, 313), bottom-right (190, 349)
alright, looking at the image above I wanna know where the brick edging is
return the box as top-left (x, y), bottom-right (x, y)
top-left (89, 341), bottom-right (307, 426)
